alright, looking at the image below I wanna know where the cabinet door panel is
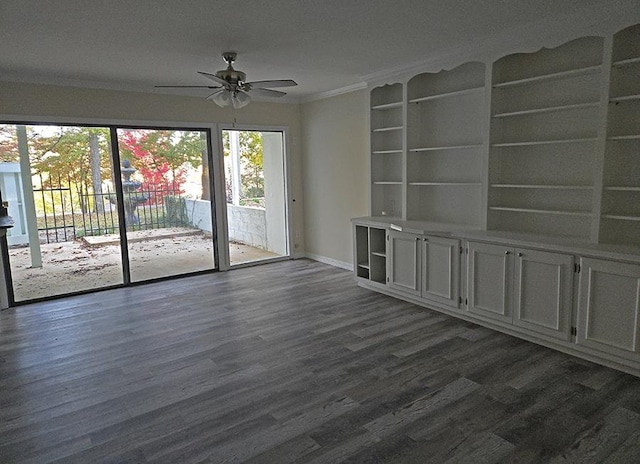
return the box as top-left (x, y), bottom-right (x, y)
top-left (513, 249), bottom-right (573, 340)
top-left (577, 258), bottom-right (640, 359)
top-left (468, 242), bottom-right (512, 322)
top-left (422, 236), bottom-right (460, 308)
top-left (389, 231), bottom-right (421, 296)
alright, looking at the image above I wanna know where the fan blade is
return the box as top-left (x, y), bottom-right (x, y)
top-left (250, 88), bottom-right (287, 98)
top-left (245, 79), bottom-right (297, 88)
top-left (155, 85), bottom-right (222, 89)
top-left (198, 71), bottom-right (229, 86)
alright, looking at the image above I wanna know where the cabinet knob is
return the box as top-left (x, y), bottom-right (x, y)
top-left (415, 237), bottom-right (420, 241)
top-left (504, 250), bottom-right (510, 255)
top-left (423, 238), bottom-right (428, 241)
top-left (518, 252), bottom-right (523, 257)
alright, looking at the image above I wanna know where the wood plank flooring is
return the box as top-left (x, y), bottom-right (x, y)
top-left (1, 259), bottom-right (640, 463)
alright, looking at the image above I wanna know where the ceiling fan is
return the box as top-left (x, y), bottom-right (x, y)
top-left (155, 52), bottom-right (297, 108)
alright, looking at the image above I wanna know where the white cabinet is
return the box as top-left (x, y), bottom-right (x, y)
top-left (467, 241), bottom-right (513, 323)
top-left (388, 230), bottom-right (421, 296)
top-left (467, 241), bottom-right (574, 340)
top-left (576, 258), bottom-right (640, 360)
top-left (388, 230), bottom-right (460, 307)
top-left (513, 249), bottom-right (574, 341)
top-left (421, 235), bottom-right (460, 308)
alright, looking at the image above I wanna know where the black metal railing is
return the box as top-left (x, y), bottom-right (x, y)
top-left (34, 174), bottom-right (189, 244)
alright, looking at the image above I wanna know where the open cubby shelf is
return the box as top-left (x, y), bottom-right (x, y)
top-left (491, 184), bottom-right (593, 190)
top-left (492, 65), bottom-right (602, 88)
top-left (492, 101), bottom-right (600, 118)
top-left (367, 23), bottom-right (640, 247)
top-left (408, 86), bottom-right (484, 103)
top-left (409, 144), bottom-right (482, 152)
top-left (613, 56), bottom-right (640, 67)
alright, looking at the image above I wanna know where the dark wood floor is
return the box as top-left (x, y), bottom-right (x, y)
top-left (1, 259), bottom-right (640, 463)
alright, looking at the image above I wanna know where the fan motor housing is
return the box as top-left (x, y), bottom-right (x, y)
top-left (216, 68), bottom-right (246, 85)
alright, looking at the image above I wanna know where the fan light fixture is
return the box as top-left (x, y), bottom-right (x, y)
top-left (211, 89), bottom-right (251, 108)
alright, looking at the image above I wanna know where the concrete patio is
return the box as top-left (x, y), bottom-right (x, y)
top-left (8, 228), bottom-right (279, 302)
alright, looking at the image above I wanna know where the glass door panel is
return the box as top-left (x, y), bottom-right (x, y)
top-left (115, 128), bottom-right (216, 282)
top-left (0, 124), bottom-right (123, 301)
top-left (222, 130), bottom-right (289, 265)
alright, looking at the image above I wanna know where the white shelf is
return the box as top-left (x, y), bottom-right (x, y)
top-left (372, 181), bottom-right (402, 185)
top-left (371, 101), bottom-right (403, 110)
top-left (610, 94), bottom-right (640, 103)
top-left (372, 126), bottom-right (403, 133)
top-left (492, 138), bottom-right (597, 147)
top-left (491, 184), bottom-right (593, 190)
top-left (602, 214), bottom-right (640, 222)
top-left (371, 251), bottom-right (386, 258)
top-left (604, 186), bottom-right (640, 192)
top-left (612, 56), bottom-right (640, 67)
top-left (492, 102), bottom-right (599, 118)
top-left (493, 65), bottom-right (602, 88)
top-left (409, 86), bottom-right (484, 103)
top-left (372, 149), bottom-right (403, 155)
top-left (607, 135), bottom-right (640, 141)
top-left (357, 263), bottom-right (370, 269)
top-left (409, 182), bottom-right (482, 186)
top-left (409, 144), bottom-right (483, 152)
top-left (490, 206), bottom-right (591, 217)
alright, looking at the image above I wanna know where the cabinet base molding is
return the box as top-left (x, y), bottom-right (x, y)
top-left (356, 279), bottom-right (640, 378)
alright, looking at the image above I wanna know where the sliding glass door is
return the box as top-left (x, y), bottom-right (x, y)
top-left (0, 123), bottom-right (217, 303)
top-left (1, 124), bottom-right (124, 301)
top-left (115, 128), bottom-right (216, 282)
top-left (222, 129), bottom-right (289, 265)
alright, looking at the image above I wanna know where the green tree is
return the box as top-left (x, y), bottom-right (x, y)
top-left (222, 130), bottom-right (264, 204)
top-left (239, 131), bottom-right (264, 200)
top-left (30, 127), bottom-right (111, 213)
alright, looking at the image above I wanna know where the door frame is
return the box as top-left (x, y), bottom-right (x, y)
top-left (218, 124), bottom-right (293, 270)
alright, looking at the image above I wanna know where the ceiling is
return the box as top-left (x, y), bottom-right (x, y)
top-left (0, 0), bottom-right (636, 103)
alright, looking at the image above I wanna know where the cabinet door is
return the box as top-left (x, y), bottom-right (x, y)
top-left (467, 241), bottom-right (513, 323)
top-left (576, 258), bottom-right (640, 360)
top-left (422, 236), bottom-right (460, 308)
top-left (513, 249), bottom-right (573, 341)
top-left (388, 230), bottom-right (421, 296)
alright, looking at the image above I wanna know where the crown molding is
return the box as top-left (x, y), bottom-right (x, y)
top-left (300, 82), bottom-right (367, 104)
top-left (363, 4), bottom-right (640, 88)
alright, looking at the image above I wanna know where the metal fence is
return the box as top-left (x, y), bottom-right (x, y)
top-left (34, 177), bottom-right (189, 244)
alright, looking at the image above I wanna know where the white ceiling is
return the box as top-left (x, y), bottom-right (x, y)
top-left (0, 0), bottom-right (637, 102)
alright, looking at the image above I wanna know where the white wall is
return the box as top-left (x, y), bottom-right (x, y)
top-left (301, 90), bottom-right (368, 269)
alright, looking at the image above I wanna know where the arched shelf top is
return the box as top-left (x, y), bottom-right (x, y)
top-left (370, 82), bottom-right (403, 109)
top-left (407, 62), bottom-right (485, 103)
top-left (492, 36), bottom-right (604, 87)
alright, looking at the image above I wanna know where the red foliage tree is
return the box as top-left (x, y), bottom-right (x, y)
top-left (118, 130), bottom-right (189, 204)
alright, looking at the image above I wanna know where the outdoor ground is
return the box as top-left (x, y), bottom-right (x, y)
top-left (9, 227), bottom-right (278, 302)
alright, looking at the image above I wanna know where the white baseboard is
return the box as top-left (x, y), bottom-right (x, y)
top-left (305, 253), bottom-right (353, 271)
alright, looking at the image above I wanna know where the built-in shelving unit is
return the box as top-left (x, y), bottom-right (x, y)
top-left (358, 21), bottom-right (640, 380)
top-left (354, 225), bottom-right (387, 284)
top-left (370, 83), bottom-right (404, 218)
top-left (405, 62), bottom-right (486, 226)
top-left (487, 36), bottom-right (604, 240)
top-left (366, 23), bottom-right (640, 248)
top-left (600, 24), bottom-right (640, 246)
